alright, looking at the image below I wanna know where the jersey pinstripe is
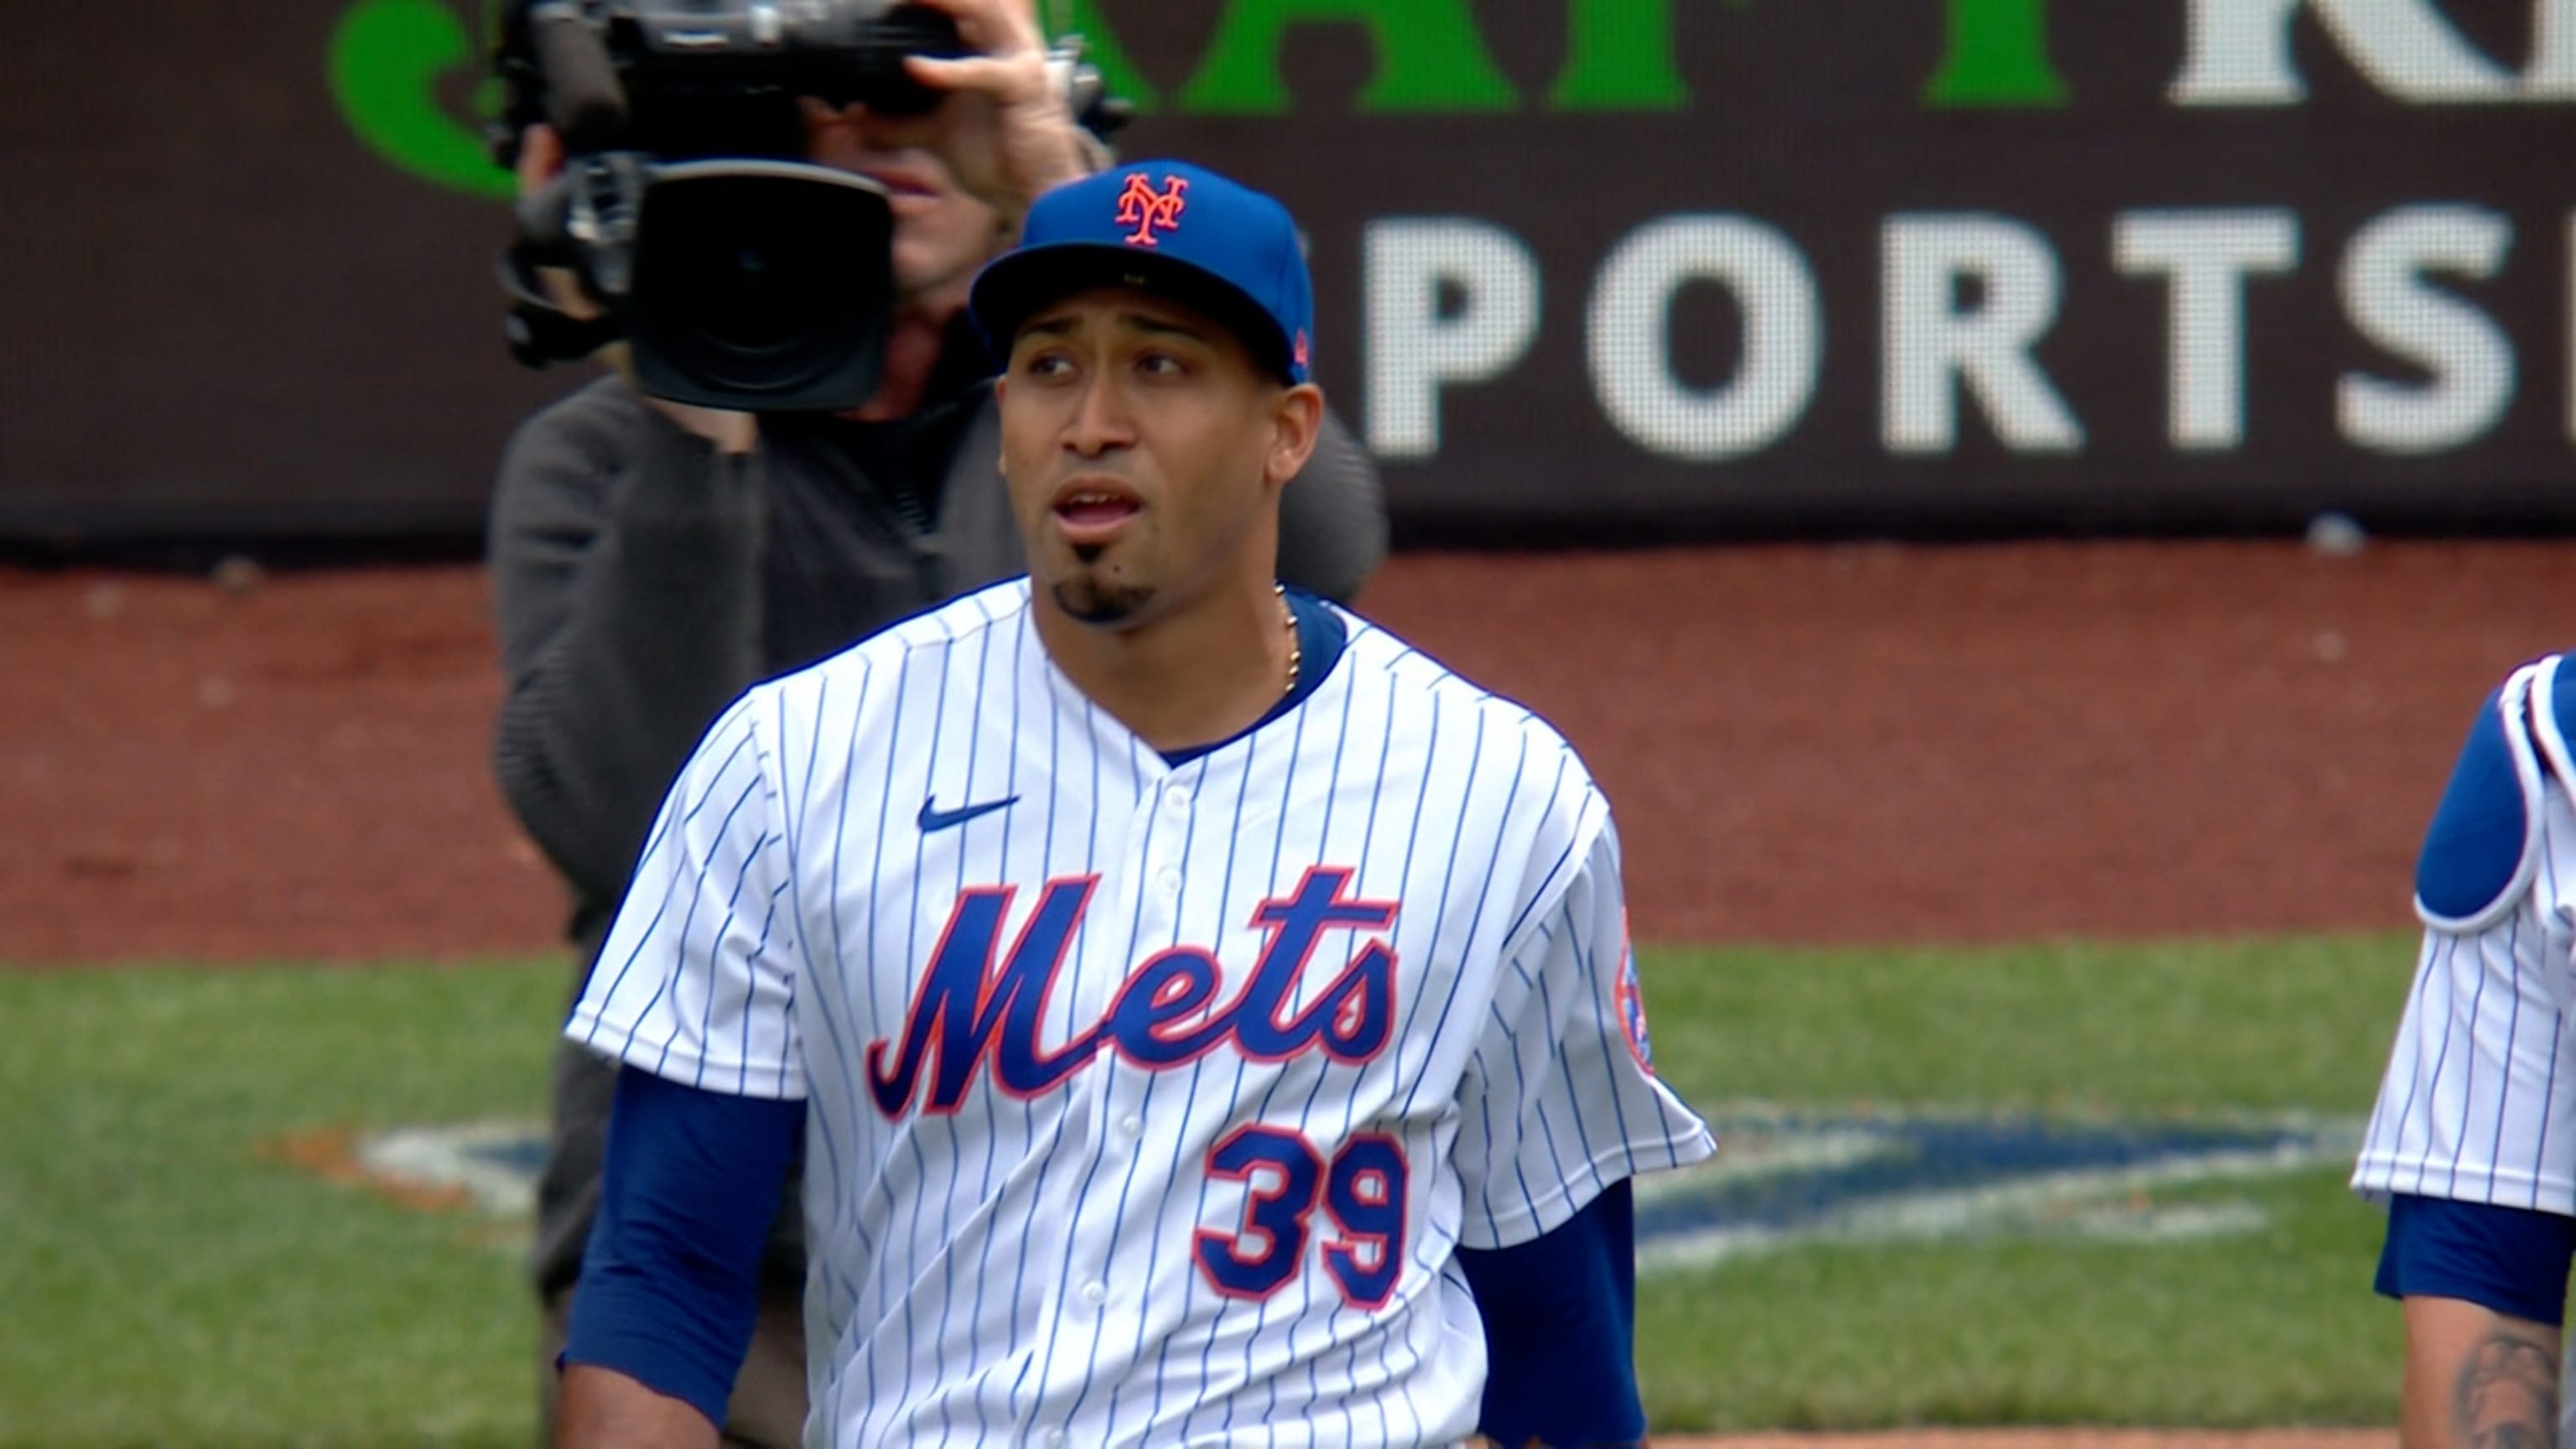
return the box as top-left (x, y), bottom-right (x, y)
top-left (567, 578), bottom-right (1716, 1448)
top-left (2354, 655), bottom-right (2576, 1217)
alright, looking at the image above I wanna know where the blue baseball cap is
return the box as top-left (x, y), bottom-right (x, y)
top-left (969, 160), bottom-right (1315, 384)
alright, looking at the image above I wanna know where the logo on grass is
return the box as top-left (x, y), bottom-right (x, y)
top-left (278, 1105), bottom-right (2362, 1269)
top-left (267, 1121), bottom-right (547, 1224)
top-left (1636, 1104), bottom-right (2362, 1270)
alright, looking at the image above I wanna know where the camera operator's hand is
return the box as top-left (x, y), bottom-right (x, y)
top-left (899, 0), bottom-right (1096, 226)
top-left (513, 125), bottom-right (759, 455)
top-left (633, 393), bottom-right (758, 456)
top-left (513, 125), bottom-right (608, 327)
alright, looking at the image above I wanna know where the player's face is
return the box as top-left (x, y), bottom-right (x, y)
top-left (801, 98), bottom-right (1006, 308)
top-left (997, 286), bottom-right (1322, 627)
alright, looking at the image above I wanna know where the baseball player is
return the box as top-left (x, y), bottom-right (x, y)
top-left (548, 159), bottom-right (1716, 1448)
top-left (488, 4), bottom-right (1387, 1438)
top-left (2355, 651), bottom-right (2576, 1448)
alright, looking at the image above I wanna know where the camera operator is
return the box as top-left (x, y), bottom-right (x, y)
top-left (481, 3), bottom-right (1389, 1442)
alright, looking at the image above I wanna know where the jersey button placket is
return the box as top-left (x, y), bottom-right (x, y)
top-left (1054, 848), bottom-right (1130, 1325)
top-left (1066, 794), bottom-right (1165, 1317)
top-left (1151, 781), bottom-right (1190, 899)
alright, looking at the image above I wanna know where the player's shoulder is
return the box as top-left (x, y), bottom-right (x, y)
top-left (746, 579), bottom-right (1034, 717)
top-left (1332, 609), bottom-right (1609, 813)
top-left (2413, 651), bottom-right (2576, 931)
top-left (861, 576), bottom-right (1033, 657)
top-left (1337, 610), bottom-right (1584, 743)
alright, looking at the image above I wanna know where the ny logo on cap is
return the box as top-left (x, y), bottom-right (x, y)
top-left (1115, 174), bottom-right (1188, 247)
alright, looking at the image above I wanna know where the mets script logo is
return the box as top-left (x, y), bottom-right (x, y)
top-left (1609, 907), bottom-right (1654, 1071)
top-left (865, 867), bottom-right (1399, 1118)
top-left (1116, 173), bottom-right (1189, 247)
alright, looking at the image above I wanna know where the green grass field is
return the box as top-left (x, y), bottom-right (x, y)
top-left (0, 936), bottom-right (2422, 1446)
top-left (1630, 935), bottom-right (2410, 1431)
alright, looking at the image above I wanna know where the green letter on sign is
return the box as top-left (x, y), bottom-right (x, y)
top-left (1925, 0), bottom-right (2068, 107)
top-left (1550, 0), bottom-right (1689, 111)
top-left (1060, 0), bottom-right (1161, 115)
top-left (1177, 0), bottom-right (1518, 115)
top-left (329, 0), bottom-right (515, 199)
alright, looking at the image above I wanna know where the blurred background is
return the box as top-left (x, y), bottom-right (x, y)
top-left (3, 2), bottom-right (2572, 1444)
top-left (7, 2), bottom-right (2574, 545)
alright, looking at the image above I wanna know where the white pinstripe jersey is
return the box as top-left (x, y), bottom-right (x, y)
top-left (2353, 654), bottom-right (2576, 1432)
top-left (568, 578), bottom-right (1716, 1448)
top-left (2354, 654), bottom-right (2576, 1218)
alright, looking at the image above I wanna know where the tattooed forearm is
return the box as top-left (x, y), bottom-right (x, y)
top-left (2452, 1329), bottom-right (2558, 1449)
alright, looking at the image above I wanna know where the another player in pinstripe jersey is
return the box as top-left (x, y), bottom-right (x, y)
top-left (548, 158), bottom-right (1717, 1448)
top-left (2356, 652), bottom-right (2576, 1449)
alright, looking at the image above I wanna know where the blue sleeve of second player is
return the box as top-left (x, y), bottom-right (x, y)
top-left (561, 1066), bottom-right (805, 1425)
top-left (1456, 1179), bottom-right (1645, 1447)
top-left (2376, 1192), bottom-right (2576, 1326)
top-left (2412, 682), bottom-right (2532, 925)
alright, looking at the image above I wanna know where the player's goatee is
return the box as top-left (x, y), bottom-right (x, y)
top-left (1052, 576), bottom-right (1154, 624)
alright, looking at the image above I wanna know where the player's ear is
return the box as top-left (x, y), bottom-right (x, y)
top-left (1265, 383), bottom-right (1324, 489)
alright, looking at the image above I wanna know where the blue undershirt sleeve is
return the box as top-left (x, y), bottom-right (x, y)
top-left (1455, 1179), bottom-right (1644, 1448)
top-left (560, 1065), bottom-right (805, 1425)
top-left (2376, 1192), bottom-right (2576, 1327)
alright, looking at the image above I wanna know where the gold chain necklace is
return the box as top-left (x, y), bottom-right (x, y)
top-left (1275, 582), bottom-right (1301, 700)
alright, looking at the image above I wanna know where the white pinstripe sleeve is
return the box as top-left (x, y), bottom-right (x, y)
top-left (565, 693), bottom-right (809, 1101)
top-left (2351, 902), bottom-right (2576, 1215)
top-left (1453, 819), bottom-right (1717, 1249)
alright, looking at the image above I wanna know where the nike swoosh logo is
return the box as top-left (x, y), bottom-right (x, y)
top-left (917, 795), bottom-right (1020, 833)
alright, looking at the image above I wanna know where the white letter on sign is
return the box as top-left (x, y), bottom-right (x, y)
top-left (2338, 206), bottom-right (2516, 454)
top-left (1587, 216), bottom-right (1821, 460)
top-left (2170, 0), bottom-right (2522, 104)
top-left (2537, 0), bottom-right (2576, 98)
top-left (2113, 210), bottom-right (2300, 450)
top-left (1363, 219), bottom-right (1540, 460)
top-left (1883, 216), bottom-right (2085, 454)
